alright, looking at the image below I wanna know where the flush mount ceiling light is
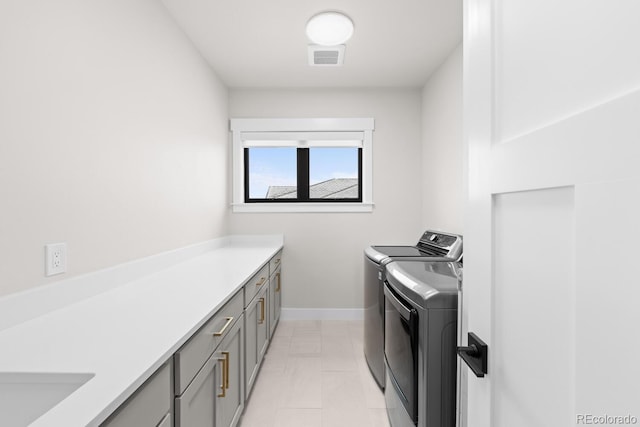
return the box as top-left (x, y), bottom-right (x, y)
top-left (305, 11), bottom-right (354, 46)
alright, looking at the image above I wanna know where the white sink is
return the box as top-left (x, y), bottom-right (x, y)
top-left (0, 372), bottom-right (94, 426)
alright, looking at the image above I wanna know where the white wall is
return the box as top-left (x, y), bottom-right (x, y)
top-left (0, 0), bottom-right (229, 297)
top-left (421, 45), bottom-right (464, 234)
top-left (229, 88), bottom-right (423, 310)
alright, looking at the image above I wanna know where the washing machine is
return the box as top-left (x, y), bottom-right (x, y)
top-left (383, 260), bottom-right (461, 427)
top-left (363, 230), bottom-right (462, 388)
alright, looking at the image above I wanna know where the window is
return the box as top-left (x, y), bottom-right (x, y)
top-left (245, 146), bottom-right (362, 202)
top-left (246, 147), bottom-right (298, 200)
top-left (231, 118), bottom-right (374, 213)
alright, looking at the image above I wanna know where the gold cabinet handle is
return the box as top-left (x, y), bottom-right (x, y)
top-left (217, 353), bottom-right (227, 398)
top-left (256, 276), bottom-right (266, 287)
top-left (213, 317), bottom-right (234, 337)
top-left (223, 351), bottom-right (230, 390)
top-left (258, 298), bottom-right (265, 324)
top-left (276, 272), bottom-right (281, 292)
top-left (275, 258), bottom-right (281, 264)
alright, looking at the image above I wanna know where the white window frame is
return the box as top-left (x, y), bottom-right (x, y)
top-left (230, 118), bottom-right (374, 213)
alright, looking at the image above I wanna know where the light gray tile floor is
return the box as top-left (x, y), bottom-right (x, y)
top-left (239, 319), bottom-right (390, 427)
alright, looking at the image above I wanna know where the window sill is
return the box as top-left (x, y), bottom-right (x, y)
top-left (231, 202), bottom-right (374, 213)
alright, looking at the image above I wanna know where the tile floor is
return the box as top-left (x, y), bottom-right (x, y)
top-left (238, 319), bottom-right (390, 427)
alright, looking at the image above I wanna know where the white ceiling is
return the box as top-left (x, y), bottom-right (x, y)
top-left (161, 0), bottom-right (462, 88)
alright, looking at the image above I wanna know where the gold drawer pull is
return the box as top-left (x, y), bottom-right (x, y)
top-left (213, 317), bottom-right (234, 337)
top-left (223, 351), bottom-right (230, 389)
top-left (274, 258), bottom-right (281, 264)
top-left (258, 298), bottom-right (265, 324)
top-left (276, 272), bottom-right (281, 292)
top-left (217, 353), bottom-right (227, 398)
top-left (256, 276), bottom-right (266, 286)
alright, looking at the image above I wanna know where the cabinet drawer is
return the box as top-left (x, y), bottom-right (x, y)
top-left (174, 289), bottom-right (243, 395)
top-left (269, 251), bottom-right (283, 276)
top-left (101, 362), bottom-right (171, 427)
top-left (243, 264), bottom-right (269, 308)
top-left (175, 353), bottom-right (217, 426)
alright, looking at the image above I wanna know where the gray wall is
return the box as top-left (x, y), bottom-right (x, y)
top-left (421, 45), bottom-right (464, 235)
top-left (229, 88), bottom-right (423, 310)
top-left (0, 0), bottom-right (229, 296)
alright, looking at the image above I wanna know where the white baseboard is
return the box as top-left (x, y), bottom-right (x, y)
top-left (280, 308), bottom-right (364, 321)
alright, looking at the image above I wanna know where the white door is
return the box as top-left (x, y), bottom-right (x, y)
top-left (463, 1), bottom-right (640, 427)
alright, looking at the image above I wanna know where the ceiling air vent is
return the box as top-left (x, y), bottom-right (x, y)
top-left (308, 44), bottom-right (345, 66)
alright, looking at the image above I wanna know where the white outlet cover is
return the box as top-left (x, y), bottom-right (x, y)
top-left (45, 243), bottom-right (67, 276)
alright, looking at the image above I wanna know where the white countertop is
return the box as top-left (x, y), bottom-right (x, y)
top-left (0, 235), bottom-right (283, 426)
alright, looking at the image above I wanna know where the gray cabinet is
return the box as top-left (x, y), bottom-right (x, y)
top-left (268, 265), bottom-right (281, 338)
top-left (216, 318), bottom-right (244, 427)
top-left (174, 290), bottom-right (244, 395)
top-left (100, 249), bottom-right (284, 427)
top-left (175, 355), bottom-right (216, 426)
top-left (243, 264), bottom-right (269, 309)
top-left (269, 251), bottom-right (282, 275)
top-left (244, 282), bottom-right (269, 398)
top-left (101, 362), bottom-right (172, 427)
top-left (175, 316), bottom-right (244, 427)
top-left (257, 287), bottom-right (269, 366)
top-left (174, 288), bottom-right (245, 427)
top-left (245, 251), bottom-right (281, 399)
top-left (244, 294), bottom-right (258, 396)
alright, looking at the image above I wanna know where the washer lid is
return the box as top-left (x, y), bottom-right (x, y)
top-left (372, 246), bottom-right (438, 257)
top-left (385, 261), bottom-right (460, 309)
top-left (365, 245), bottom-right (443, 264)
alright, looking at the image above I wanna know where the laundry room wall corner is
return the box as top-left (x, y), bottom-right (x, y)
top-left (421, 44), bottom-right (464, 235)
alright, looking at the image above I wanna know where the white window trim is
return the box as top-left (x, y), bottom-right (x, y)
top-left (230, 118), bottom-right (374, 213)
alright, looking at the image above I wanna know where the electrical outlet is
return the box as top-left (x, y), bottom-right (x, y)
top-left (45, 243), bottom-right (67, 276)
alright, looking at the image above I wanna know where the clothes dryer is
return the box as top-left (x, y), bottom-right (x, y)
top-left (363, 230), bottom-right (462, 388)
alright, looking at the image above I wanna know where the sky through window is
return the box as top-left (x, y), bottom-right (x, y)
top-left (248, 147), bottom-right (358, 199)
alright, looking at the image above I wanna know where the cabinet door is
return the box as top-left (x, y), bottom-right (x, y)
top-left (244, 294), bottom-right (259, 398)
top-left (269, 267), bottom-right (281, 338)
top-left (216, 317), bottom-right (244, 427)
top-left (245, 285), bottom-right (269, 399)
top-left (174, 354), bottom-right (217, 427)
top-left (256, 285), bottom-right (269, 368)
top-left (275, 269), bottom-right (281, 324)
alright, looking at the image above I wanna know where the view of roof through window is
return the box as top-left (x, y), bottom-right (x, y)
top-left (266, 178), bottom-right (358, 199)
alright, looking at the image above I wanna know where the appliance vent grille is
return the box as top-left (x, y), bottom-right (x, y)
top-left (308, 44), bottom-right (345, 66)
top-left (314, 50), bottom-right (339, 65)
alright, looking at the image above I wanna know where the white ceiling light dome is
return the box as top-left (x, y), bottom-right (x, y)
top-left (306, 11), bottom-right (354, 46)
